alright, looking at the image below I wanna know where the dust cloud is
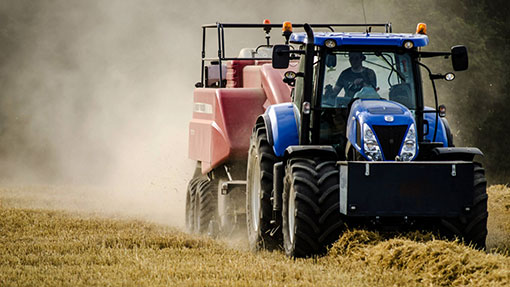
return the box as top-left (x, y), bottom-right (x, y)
top-left (0, 0), bottom-right (506, 227)
top-left (0, 0), bottom-right (198, 225)
top-left (0, 0), bottom-right (363, 226)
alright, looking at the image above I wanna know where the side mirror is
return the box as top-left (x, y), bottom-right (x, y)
top-left (451, 45), bottom-right (468, 71)
top-left (272, 45), bottom-right (290, 69)
top-left (325, 54), bottom-right (337, 68)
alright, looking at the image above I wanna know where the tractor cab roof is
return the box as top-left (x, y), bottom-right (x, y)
top-left (290, 32), bottom-right (429, 48)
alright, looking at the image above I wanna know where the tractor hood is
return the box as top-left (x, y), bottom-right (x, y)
top-left (349, 99), bottom-right (413, 126)
top-left (347, 99), bottom-right (418, 161)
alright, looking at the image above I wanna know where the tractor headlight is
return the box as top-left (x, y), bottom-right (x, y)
top-left (363, 123), bottom-right (383, 161)
top-left (399, 123), bottom-right (417, 161)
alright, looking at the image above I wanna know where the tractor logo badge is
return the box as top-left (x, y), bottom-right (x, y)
top-left (384, 115), bottom-right (394, 122)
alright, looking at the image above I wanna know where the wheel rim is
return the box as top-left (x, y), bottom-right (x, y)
top-left (250, 155), bottom-right (261, 232)
top-left (288, 185), bottom-right (296, 245)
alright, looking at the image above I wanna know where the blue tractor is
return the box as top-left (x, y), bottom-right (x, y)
top-left (245, 22), bottom-right (487, 257)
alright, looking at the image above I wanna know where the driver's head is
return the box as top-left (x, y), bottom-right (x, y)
top-left (348, 52), bottom-right (365, 68)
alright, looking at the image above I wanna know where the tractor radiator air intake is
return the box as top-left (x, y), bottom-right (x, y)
top-left (372, 125), bottom-right (408, 160)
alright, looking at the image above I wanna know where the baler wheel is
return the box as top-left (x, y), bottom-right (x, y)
top-left (440, 162), bottom-right (488, 249)
top-left (185, 177), bottom-right (200, 233)
top-left (196, 178), bottom-right (218, 235)
top-left (246, 123), bottom-right (281, 251)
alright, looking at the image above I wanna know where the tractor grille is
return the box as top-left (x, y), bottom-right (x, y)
top-left (372, 125), bottom-right (408, 160)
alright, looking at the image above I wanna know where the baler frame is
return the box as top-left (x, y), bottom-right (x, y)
top-left (197, 22), bottom-right (392, 88)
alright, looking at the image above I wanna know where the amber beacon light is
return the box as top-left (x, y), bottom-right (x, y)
top-left (282, 21), bottom-right (293, 44)
top-left (282, 21), bottom-right (293, 33)
top-left (263, 19), bottom-right (272, 35)
top-left (416, 23), bottom-right (427, 35)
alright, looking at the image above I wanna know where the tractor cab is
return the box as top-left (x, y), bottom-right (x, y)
top-left (274, 23), bottom-right (469, 161)
top-left (317, 49), bottom-right (419, 158)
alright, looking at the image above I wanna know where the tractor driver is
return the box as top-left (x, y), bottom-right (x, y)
top-left (324, 52), bottom-right (377, 102)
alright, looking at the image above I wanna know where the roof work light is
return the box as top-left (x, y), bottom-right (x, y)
top-left (403, 40), bottom-right (414, 49)
top-left (324, 39), bottom-right (337, 48)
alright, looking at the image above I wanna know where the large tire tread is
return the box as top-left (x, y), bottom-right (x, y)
top-left (283, 157), bottom-right (344, 258)
top-left (196, 179), bottom-right (218, 235)
top-left (440, 162), bottom-right (488, 249)
top-left (246, 123), bottom-right (281, 251)
top-left (316, 160), bottom-right (344, 248)
top-left (185, 177), bottom-right (201, 233)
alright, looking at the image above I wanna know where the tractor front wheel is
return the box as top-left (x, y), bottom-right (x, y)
top-left (282, 157), bottom-right (345, 258)
top-left (282, 158), bottom-right (322, 257)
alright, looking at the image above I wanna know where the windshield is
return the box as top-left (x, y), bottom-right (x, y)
top-left (321, 51), bottom-right (416, 110)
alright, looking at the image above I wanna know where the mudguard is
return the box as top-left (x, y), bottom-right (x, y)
top-left (284, 145), bottom-right (337, 159)
top-left (423, 106), bottom-right (449, 147)
top-left (432, 147), bottom-right (483, 161)
top-left (261, 103), bottom-right (299, 157)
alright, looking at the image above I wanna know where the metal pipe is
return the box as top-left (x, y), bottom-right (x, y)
top-left (417, 62), bottom-right (440, 142)
top-left (221, 24), bottom-right (226, 59)
top-left (202, 23), bottom-right (389, 29)
top-left (216, 23), bottom-right (223, 87)
top-left (300, 23), bottom-right (315, 145)
top-left (201, 27), bottom-right (206, 86)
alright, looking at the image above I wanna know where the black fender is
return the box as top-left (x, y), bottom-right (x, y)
top-left (272, 145), bottom-right (337, 221)
top-left (432, 147), bottom-right (483, 161)
top-left (270, 145), bottom-right (338, 215)
top-left (284, 145), bottom-right (338, 160)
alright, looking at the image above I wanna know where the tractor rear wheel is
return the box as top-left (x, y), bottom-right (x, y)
top-left (246, 123), bottom-right (280, 251)
top-left (439, 162), bottom-right (488, 249)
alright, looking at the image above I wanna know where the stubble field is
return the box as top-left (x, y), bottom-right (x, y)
top-left (1, 185), bottom-right (509, 286)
